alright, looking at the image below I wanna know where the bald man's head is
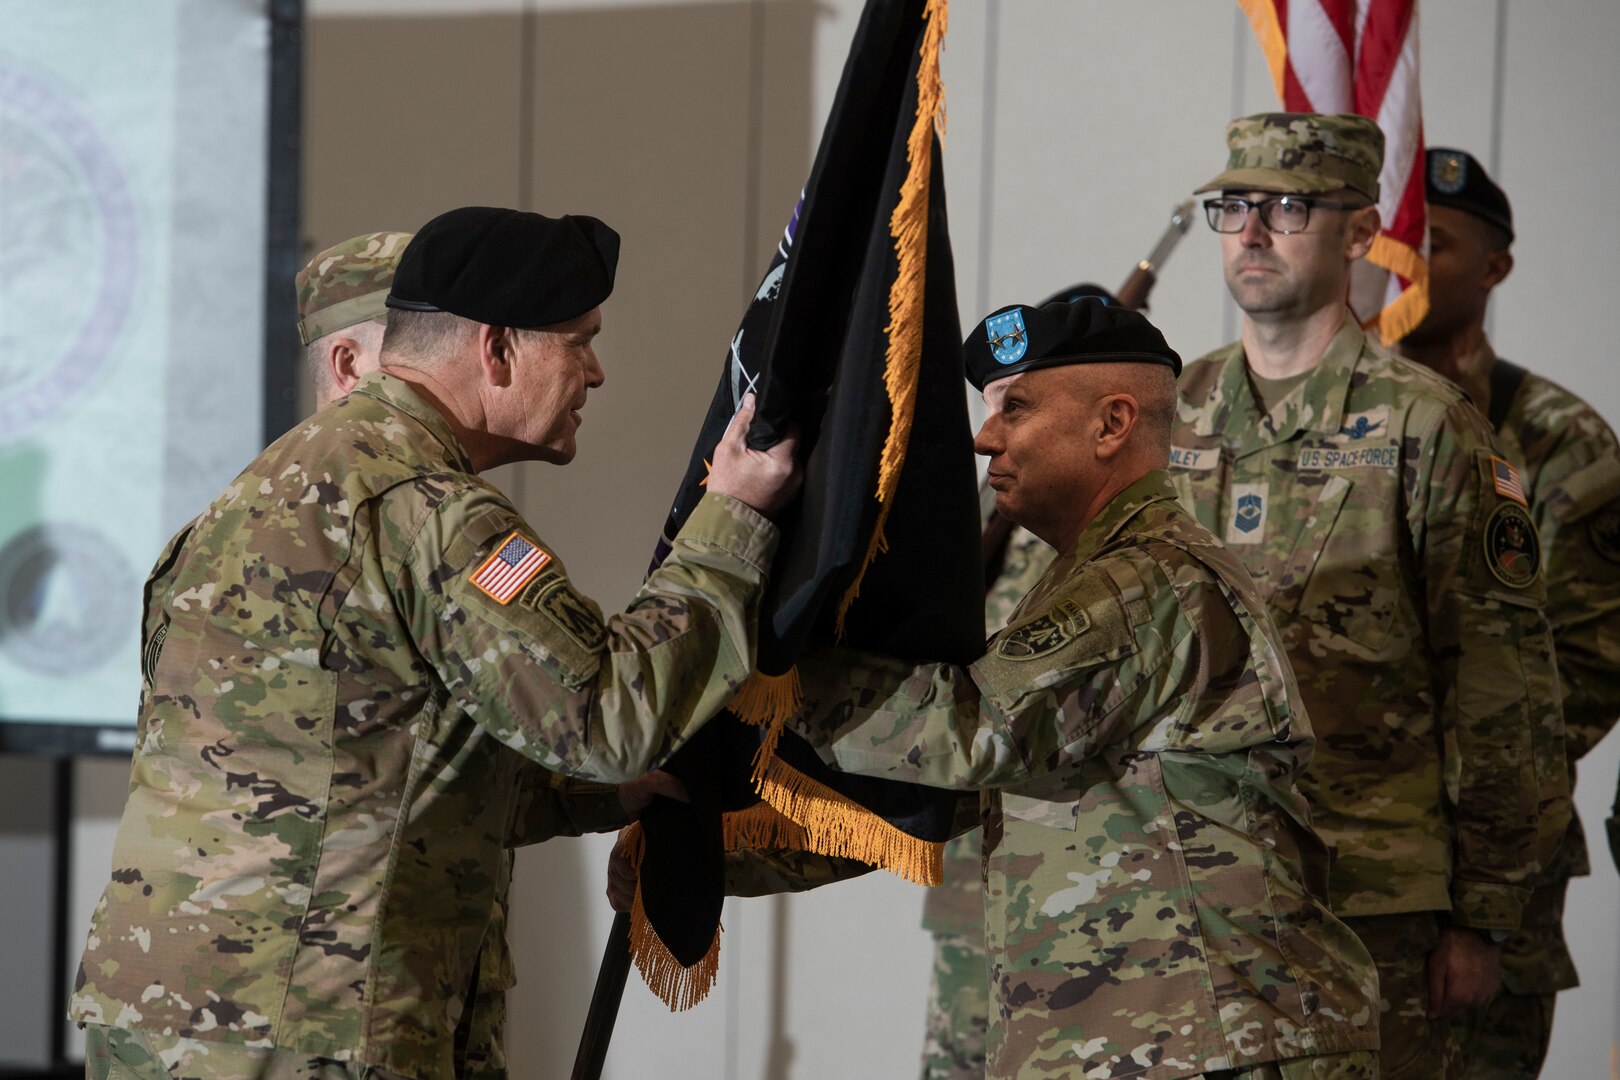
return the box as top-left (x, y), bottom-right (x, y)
top-left (976, 362), bottom-right (1177, 550)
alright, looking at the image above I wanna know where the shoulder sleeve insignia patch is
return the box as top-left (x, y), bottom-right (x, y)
top-left (996, 598), bottom-right (1090, 661)
top-left (1487, 455), bottom-right (1529, 507)
top-left (1484, 502), bottom-right (1541, 588)
top-left (142, 621), bottom-right (169, 685)
top-left (469, 531), bottom-right (552, 604)
top-left (1589, 506), bottom-right (1620, 566)
top-left (519, 574), bottom-right (608, 652)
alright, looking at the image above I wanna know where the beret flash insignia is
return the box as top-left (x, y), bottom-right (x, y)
top-left (1432, 151), bottom-right (1467, 195)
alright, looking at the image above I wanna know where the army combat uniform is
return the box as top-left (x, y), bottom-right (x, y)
top-left (791, 471), bottom-right (1379, 1080)
top-left (922, 525), bottom-right (1056, 1080)
top-left (1454, 352), bottom-right (1620, 1079)
top-left (1168, 316), bottom-right (1569, 1079)
top-left (72, 372), bottom-right (777, 1078)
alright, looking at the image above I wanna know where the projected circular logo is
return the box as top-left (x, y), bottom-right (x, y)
top-left (0, 66), bottom-right (137, 446)
top-left (0, 524), bottom-right (136, 677)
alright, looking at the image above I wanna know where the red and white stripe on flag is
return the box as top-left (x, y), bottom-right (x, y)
top-left (469, 530), bottom-right (552, 604)
top-left (1238, 0), bottom-right (1428, 345)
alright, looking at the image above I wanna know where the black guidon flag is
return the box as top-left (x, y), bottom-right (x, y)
top-left (620, 0), bottom-right (981, 1010)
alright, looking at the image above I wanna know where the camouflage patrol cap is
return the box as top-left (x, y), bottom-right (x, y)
top-left (1195, 112), bottom-right (1384, 201)
top-left (296, 231), bottom-right (412, 346)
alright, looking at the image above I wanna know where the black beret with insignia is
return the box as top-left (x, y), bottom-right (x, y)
top-left (1426, 147), bottom-right (1514, 244)
top-left (964, 296), bottom-right (1181, 391)
top-left (386, 206), bottom-right (620, 327)
top-left (1038, 281), bottom-right (1122, 308)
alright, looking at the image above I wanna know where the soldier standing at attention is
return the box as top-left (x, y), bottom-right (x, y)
top-left (72, 205), bottom-right (800, 1079)
top-left (1170, 114), bottom-right (1569, 1078)
top-left (1396, 148), bottom-right (1620, 1079)
top-left (785, 297), bottom-right (1381, 1080)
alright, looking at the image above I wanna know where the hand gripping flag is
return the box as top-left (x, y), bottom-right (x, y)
top-left (1239, 0), bottom-right (1429, 344)
top-left (621, 0), bottom-right (981, 1010)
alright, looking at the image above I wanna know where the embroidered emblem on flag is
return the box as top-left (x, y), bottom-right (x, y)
top-left (1490, 456), bottom-right (1528, 506)
top-left (469, 531), bottom-right (551, 604)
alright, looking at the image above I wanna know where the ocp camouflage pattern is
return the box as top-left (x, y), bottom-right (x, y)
top-left (1466, 358), bottom-right (1620, 1015)
top-left (791, 471), bottom-right (1379, 1079)
top-left (70, 371), bottom-right (778, 1076)
top-left (1168, 317), bottom-right (1569, 935)
top-left (921, 525), bottom-right (1057, 1080)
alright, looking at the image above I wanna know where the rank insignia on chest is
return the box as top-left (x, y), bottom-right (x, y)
top-left (1226, 483), bottom-right (1268, 544)
top-left (1484, 502), bottom-right (1540, 588)
top-left (469, 530), bottom-right (552, 604)
top-left (996, 598), bottom-right (1089, 661)
top-left (1487, 455), bottom-right (1529, 507)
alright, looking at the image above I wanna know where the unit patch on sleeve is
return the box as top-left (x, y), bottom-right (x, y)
top-left (996, 598), bottom-right (1090, 661)
top-left (469, 531), bottom-right (552, 604)
top-left (520, 574), bottom-right (608, 651)
top-left (1590, 506), bottom-right (1620, 566)
top-left (142, 621), bottom-right (169, 685)
top-left (1484, 502), bottom-right (1541, 588)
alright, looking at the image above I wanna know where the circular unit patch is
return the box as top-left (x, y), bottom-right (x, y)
top-left (1589, 506), bottom-right (1620, 566)
top-left (1483, 502), bottom-right (1541, 589)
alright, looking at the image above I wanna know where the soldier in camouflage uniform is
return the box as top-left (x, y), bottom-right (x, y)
top-left (1171, 114), bottom-right (1570, 1079)
top-left (71, 206), bottom-right (801, 1079)
top-left (921, 508), bottom-right (1054, 1080)
top-left (786, 298), bottom-right (1380, 1080)
top-left (1396, 148), bottom-right (1620, 1079)
top-left (298, 231), bottom-right (414, 403)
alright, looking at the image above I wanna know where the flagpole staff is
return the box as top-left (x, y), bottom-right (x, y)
top-left (570, 911), bottom-right (633, 1080)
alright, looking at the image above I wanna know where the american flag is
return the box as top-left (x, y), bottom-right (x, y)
top-left (469, 531), bottom-right (551, 604)
top-left (1238, 0), bottom-right (1428, 345)
top-left (1491, 456), bottom-right (1528, 506)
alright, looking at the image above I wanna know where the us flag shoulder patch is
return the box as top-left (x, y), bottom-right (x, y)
top-left (1489, 455), bottom-right (1529, 507)
top-left (469, 531), bottom-right (552, 604)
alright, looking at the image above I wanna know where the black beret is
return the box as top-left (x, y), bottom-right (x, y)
top-left (1425, 148), bottom-right (1514, 244)
top-left (1038, 281), bottom-right (1122, 308)
top-left (964, 297), bottom-right (1181, 392)
top-left (386, 206), bottom-right (620, 327)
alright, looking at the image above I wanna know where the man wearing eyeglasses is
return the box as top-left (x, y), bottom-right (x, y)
top-left (1167, 113), bottom-right (1568, 1080)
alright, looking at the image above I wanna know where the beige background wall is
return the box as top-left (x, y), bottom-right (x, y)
top-left (36, 1), bottom-right (1619, 1077)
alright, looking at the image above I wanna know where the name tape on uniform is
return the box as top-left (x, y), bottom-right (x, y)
top-left (1169, 447), bottom-right (1219, 472)
top-left (1296, 444), bottom-right (1398, 471)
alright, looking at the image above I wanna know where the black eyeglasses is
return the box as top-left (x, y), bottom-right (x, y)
top-left (1202, 195), bottom-right (1360, 235)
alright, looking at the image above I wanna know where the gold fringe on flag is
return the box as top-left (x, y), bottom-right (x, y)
top-left (1366, 233), bottom-right (1431, 346)
top-left (835, 0), bottom-right (949, 639)
top-left (620, 824), bottom-right (722, 1012)
top-left (753, 758), bottom-right (944, 886)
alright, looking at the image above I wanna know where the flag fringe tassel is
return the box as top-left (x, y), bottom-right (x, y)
top-left (835, 0), bottom-right (948, 639)
top-left (619, 825), bottom-right (722, 1012)
top-left (1367, 234), bottom-right (1430, 346)
top-left (752, 755), bottom-right (943, 886)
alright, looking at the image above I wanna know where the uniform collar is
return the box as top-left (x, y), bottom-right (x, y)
top-left (1195, 310), bottom-right (1368, 444)
top-left (350, 370), bottom-right (476, 473)
top-left (1064, 469), bottom-right (1179, 567)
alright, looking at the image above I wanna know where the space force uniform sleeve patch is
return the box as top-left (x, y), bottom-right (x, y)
top-left (1484, 502), bottom-right (1541, 588)
top-left (517, 573), bottom-right (608, 651)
